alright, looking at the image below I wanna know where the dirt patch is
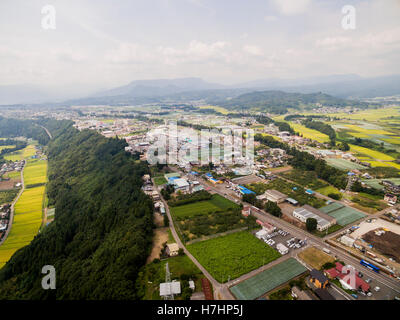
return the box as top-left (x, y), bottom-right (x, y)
top-left (298, 246), bottom-right (335, 270)
top-left (146, 227), bottom-right (169, 264)
top-left (363, 230), bottom-right (400, 261)
top-left (154, 212), bottom-right (164, 228)
top-left (0, 179), bottom-right (19, 190)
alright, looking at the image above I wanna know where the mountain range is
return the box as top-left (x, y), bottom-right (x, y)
top-left (1, 74), bottom-right (400, 106)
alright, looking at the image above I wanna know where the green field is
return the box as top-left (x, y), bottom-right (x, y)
top-left (187, 231), bottom-right (281, 283)
top-left (4, 144), bottom-right (36, 161)
top-left (154, 176), bottom-right (167, 186)
top-left (230, 258), bottom-right (307, 300)
top-left (171, 194), bottom-right (239, 219)
top-left (325, 158), bottom-right (367, 170)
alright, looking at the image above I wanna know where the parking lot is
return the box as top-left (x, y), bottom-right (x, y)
top-left (255, 226), bottom-right (307, 255)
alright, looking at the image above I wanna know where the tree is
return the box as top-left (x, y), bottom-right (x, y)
top-left (264, 201), bottom-right (282, 217)
top-left (306, 218), bottom-right (318, 232)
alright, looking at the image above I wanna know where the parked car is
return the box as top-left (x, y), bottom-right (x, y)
top-left (365, 278), bottom-right (372, 284)
top-left (367, 292), bottom-right (372, 297)
top-left (351, 294), bottom-right (358, 299)
top-left (374, 286), bottom-right (380, 292)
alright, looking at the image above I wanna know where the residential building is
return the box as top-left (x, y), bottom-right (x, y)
top-left (166, 243), bottom-right (180, 257)
top-left (310, 269), bottom-right (329, 289)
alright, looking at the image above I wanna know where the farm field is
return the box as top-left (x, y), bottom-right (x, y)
top-left (349, 144), bottom-right (394, 161)
top-left (304, 107), bottom-right (400, 122)
top-left (230, 258), bottom-right (307, 300)
top-left (325, 158), bottom-right (367, 171)
top-left (0, 186), bottom-right (45, 267)
top-left (288, 122), bottom-right (330, 143)
top-left (298, 247), bottom-right (335, 270)
top-left (23, 159), bottom-right (47, 186)
top-left (363, 178), bottom-right (400, 190)
top-left (0, 144), bottom-right (47, 268)
top-left (0, 145), bottom-right (15, 152)
top-left (4, 144), bottom-right (36, 161)
top-left (170, 194), bottom-right (238, 219)
top-left (187, 231), bottom-right (281, 283)
top-left (199, 105), bottom-right (229, 115)
top-left (316, 185), bottom-right (342, 198)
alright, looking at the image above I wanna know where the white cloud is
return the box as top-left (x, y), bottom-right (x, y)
top-left (243, 45), bottom-right (263, 56)
top-left (271, 0), bottom-right (312, 16)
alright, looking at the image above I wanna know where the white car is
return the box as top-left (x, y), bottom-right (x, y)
top-left (367, 292), bottom-right (372, 297)
top-left (374, 286), bottom-right (380, 292)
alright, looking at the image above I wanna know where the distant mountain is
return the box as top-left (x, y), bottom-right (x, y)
top-left (235, 74), bottom-right (400, 99)
top-left (211, 90), bottom-right (365, 114)
top-left (93, 77), bottom-right (224, 98)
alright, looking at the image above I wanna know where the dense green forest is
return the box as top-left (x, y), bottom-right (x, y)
top-left (0, 116), bottom-right (50, 145)
top-left (302, 119), bottom-right (336, 145)
top-left (0, 120), bottom-right (154, 299)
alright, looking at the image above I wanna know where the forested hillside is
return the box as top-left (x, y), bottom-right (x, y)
top-left (0, 116), bottom-right (50, 145)
top-left (214, 90), bottom-right (365, 114)
top-left (0, 121), bottom-right (154, 299)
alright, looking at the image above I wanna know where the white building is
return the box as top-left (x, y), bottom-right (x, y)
top-left (292, 205), bottom-right (336, 231)
top-left (276, 243), bottom-right (289, 255)
top-left (160, 281), bottom-right (181, 297)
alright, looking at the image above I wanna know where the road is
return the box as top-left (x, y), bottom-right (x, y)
top-left (153, 178), bottom-right (235, 300)
top-left (0, 162), bottom-right (25, 246)
top-left (39, 125), bottom-right (52, 139)
top-left (189, 173), bottom-right (400, 298)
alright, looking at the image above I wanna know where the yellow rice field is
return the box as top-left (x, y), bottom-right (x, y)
top-left (0, 144), bottom-right (47, 268)
top-left (289, 123), bottom-right (330, 143)
top-left (349, 144), bottom-right (395, 161)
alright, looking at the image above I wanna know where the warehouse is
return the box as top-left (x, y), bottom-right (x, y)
top-left (264, 189), bottom-right (288, 203)
top-left (293, 205), bottom-right (336, 231)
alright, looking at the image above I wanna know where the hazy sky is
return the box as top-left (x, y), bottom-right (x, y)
top-left (0, 0), bottom-right (399, 90)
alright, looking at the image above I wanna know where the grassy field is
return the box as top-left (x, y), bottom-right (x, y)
top-left (170, 194), bottom-right (239, 219)
top-left (187, 231), bottom-right (281, 283)
top-left (199, 105), bottom-right (230, 115)
top-left (230, 258), bottom-right (307, 300)
top-left (0, 145), bottom-right (15, 152)
top-left (298, 247), bottom-right (335, 270)
top-left (0, 145), bottom-right (47, 268)
top-left (154, 176), bottom-right (167, 185)
top-left (288, 122), bottom-right (330, 143)
top-left (325, 158), bottom-right (367, 170)
top-left (316, 185), bottom-right (342, 198)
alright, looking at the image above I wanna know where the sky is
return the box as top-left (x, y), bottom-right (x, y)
top-left (0, 0), bottom-right (399, 92)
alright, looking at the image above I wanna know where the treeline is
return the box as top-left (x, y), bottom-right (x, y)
top-left (255, 115), bottom-right (295, 134)
top-left (254, 134), bottom-right (347, 189)
top-left (0, 121), bottom-right (154, 299)
top-left (168, 190), bottom-right (212, 207)
top-left (0, 116), bottom-right (50, 145)
top-left (303, 119), bottom-right (336, 145)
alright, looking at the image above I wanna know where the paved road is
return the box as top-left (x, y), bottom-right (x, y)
top-left (153, 179), bottom-right (235, 300)
top-left (0, 163), bottom-right (25, 247)
top-left (39, 125), bottom-right (52, 139)
top-left (191, 174), bottom-right (400, 297)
